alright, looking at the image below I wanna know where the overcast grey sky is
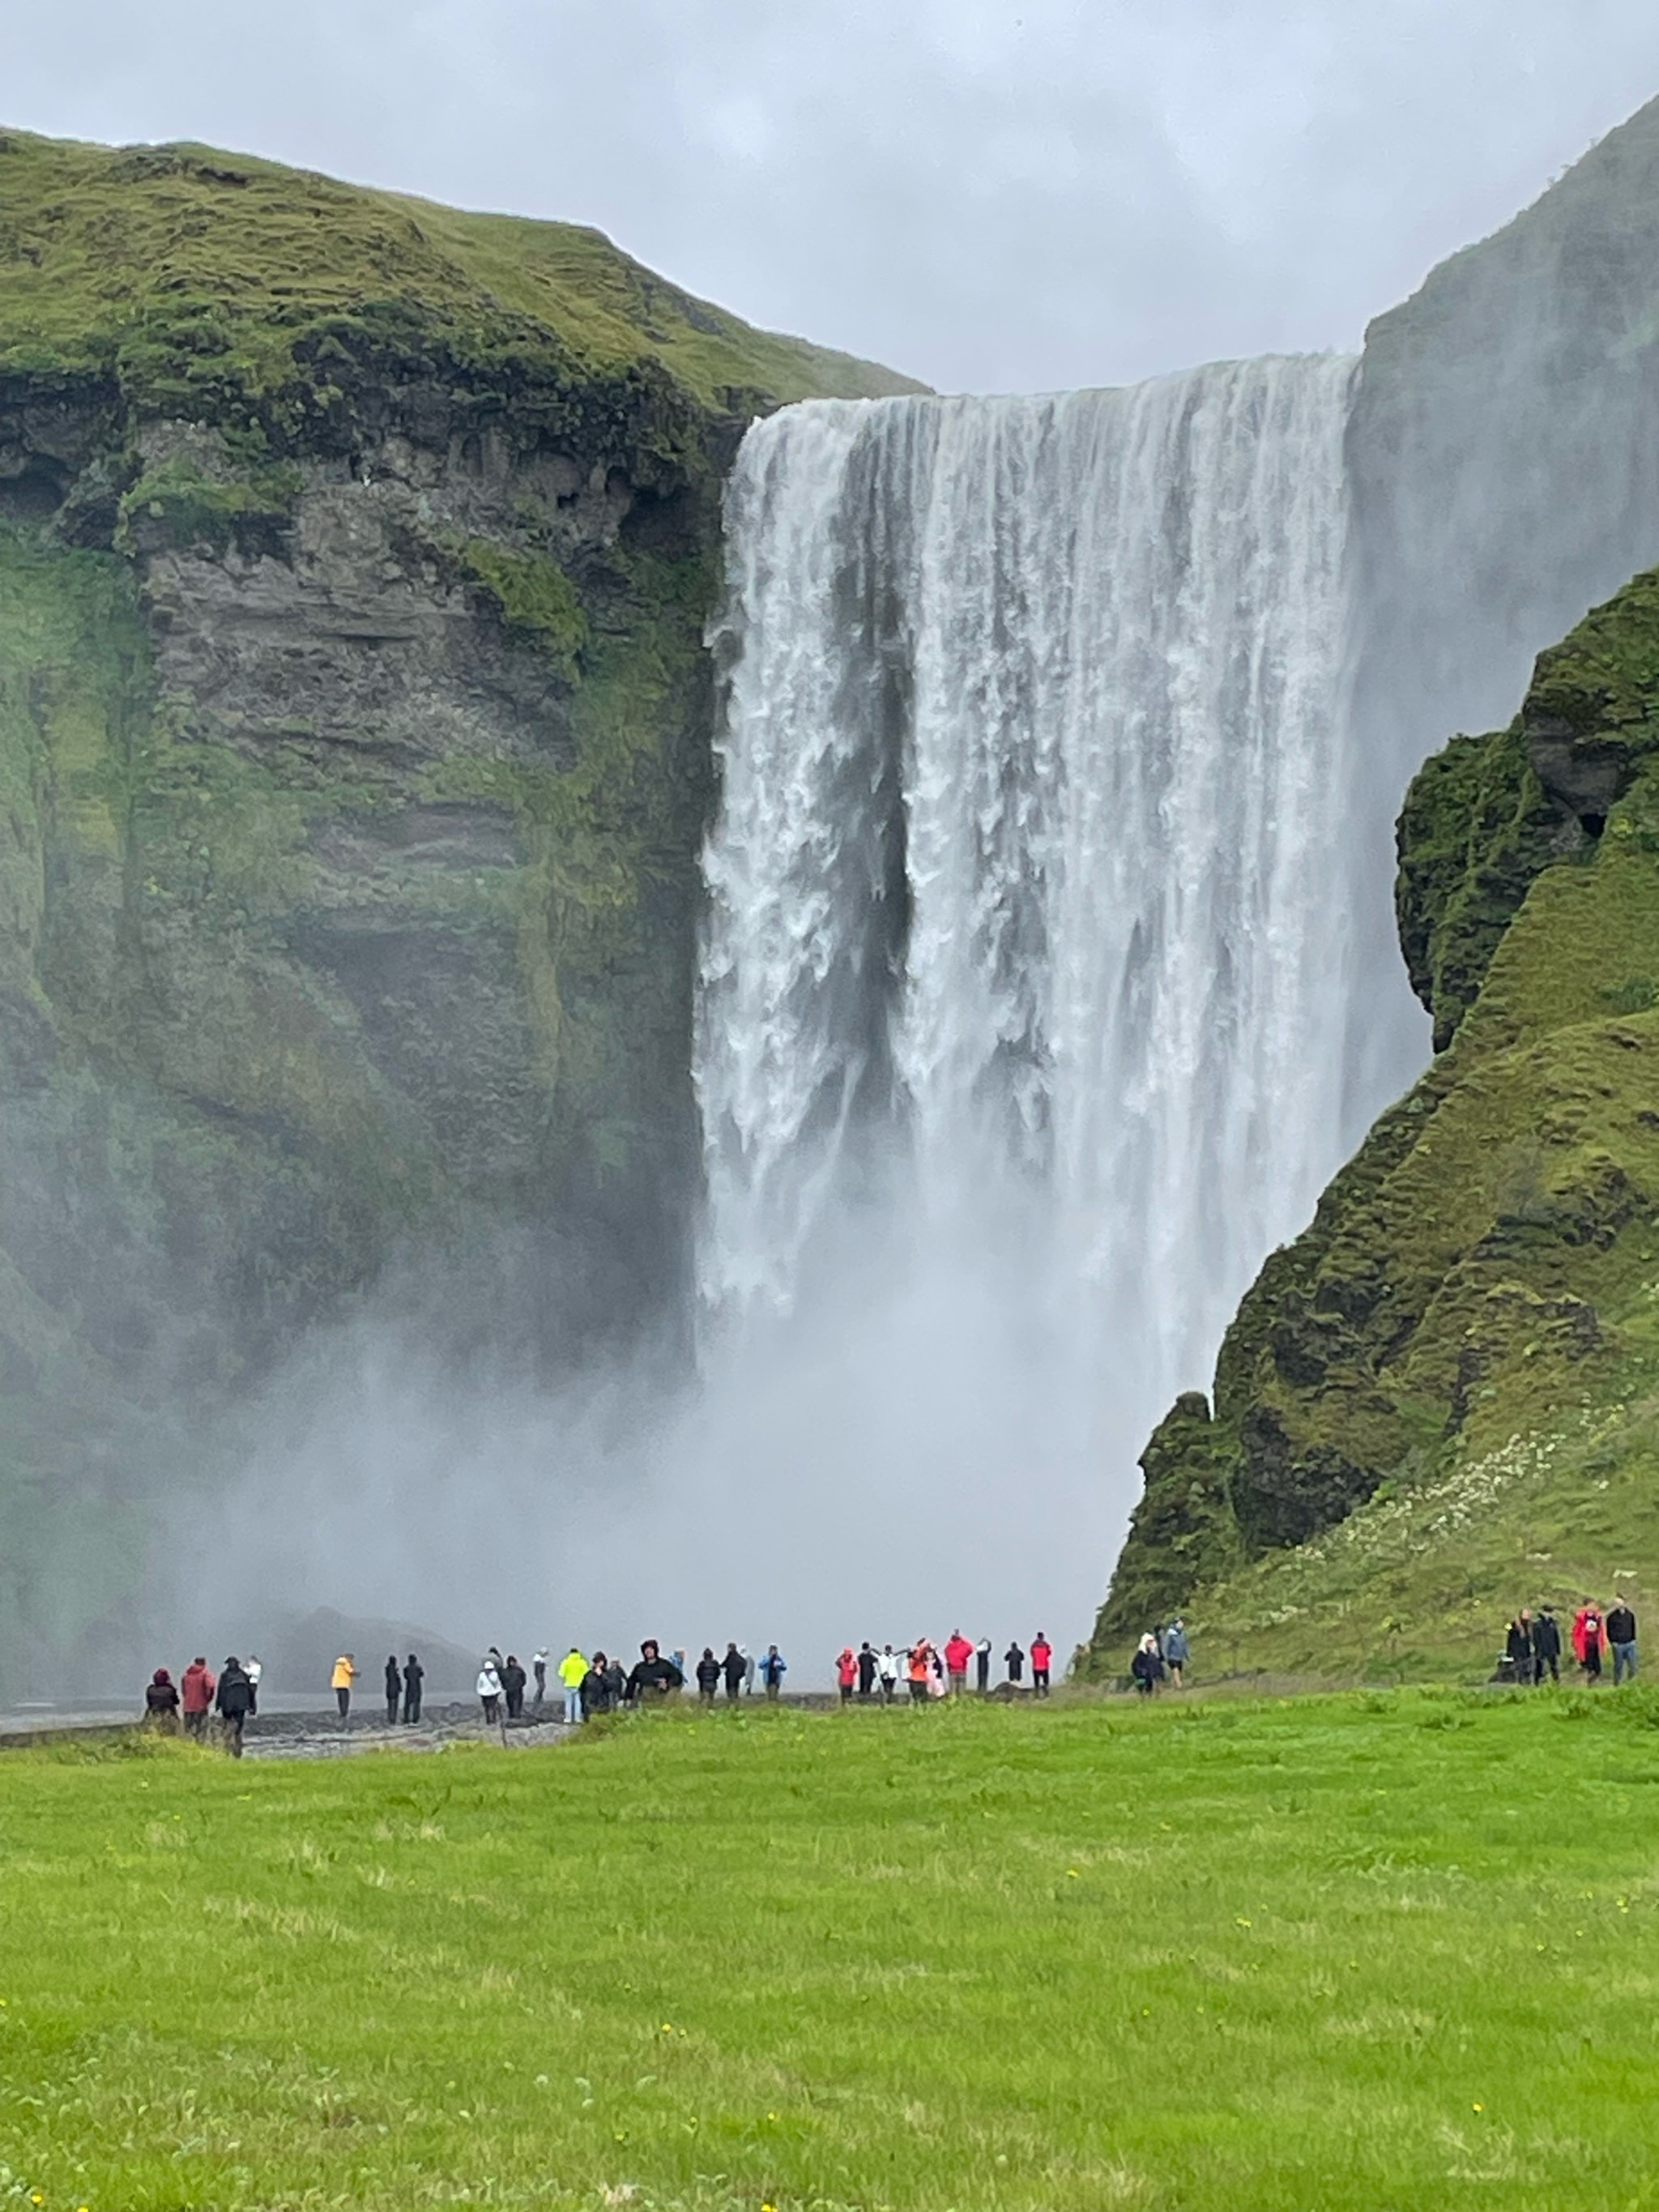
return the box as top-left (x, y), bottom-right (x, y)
top-left (6, 1), bottom-right (1659, 392)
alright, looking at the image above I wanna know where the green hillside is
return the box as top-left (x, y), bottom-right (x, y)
top-left (6, 1694), bottom-right (1659, 2209)
top-left (1092, 570), bottom-right (1659, 1684)
top-left (0, 127), bottom-right (919, 412)
top-left (0, 129), bottom-right (915, 1698)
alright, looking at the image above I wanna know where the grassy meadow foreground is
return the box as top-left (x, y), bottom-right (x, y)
top-left (4, 1695), bottom-right (1659, 2211)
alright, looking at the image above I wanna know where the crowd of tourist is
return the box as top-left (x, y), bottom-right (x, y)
top-left (1501, 1599), bottom-right (1639, 1685)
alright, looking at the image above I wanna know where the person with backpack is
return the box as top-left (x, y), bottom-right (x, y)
top-left (695, 1647), bottom-right (722, 1704)
top-left (1533, 1607), bottom-right (1562, 1684)
top-left (1607, 1599), bottom-right (1639, 1684)
top-left (1004, 1640), bottom-right (1026, 1687)
top-left (215, 1657), bottom-right (254, 1755)
top-left (557, 1645), bottom-right (588, 1722)
top-left (835, 1647), bottom-right (858, 1703)
top-left (384, 1655), bottom-right (403, 1724)
top-left (1030, 1633), bottom-right (1054, 1697)
top-left (181, 1656), bottom-right (215, 1738)
top-left (143, 1668), bottom-right (181, 1732)
top-left (721, 1642), bottom-right (746, 1699)
top-left (944, 1631), bottom-right (974, 1697)
top-left (402, 1653), bottom-right (424, 1723)
top-left (759, 1646), bottom-right (787, 1700)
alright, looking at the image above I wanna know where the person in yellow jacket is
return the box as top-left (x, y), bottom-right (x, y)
top-left (557, 1645), bottom-right (587, 1725)
top-left (331, 1653), bottom-right (356, 1726)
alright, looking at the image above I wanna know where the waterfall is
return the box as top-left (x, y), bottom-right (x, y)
top-left (697, 357), bottom-right (1359, 1410)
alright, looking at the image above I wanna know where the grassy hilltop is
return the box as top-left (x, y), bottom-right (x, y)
top-left (0, 130), bottom-right (915, 1697)
top-left (1094, 571), bottom-right (1659, 1684)
top-left (6, 1694), bottom-right (1659, 2210)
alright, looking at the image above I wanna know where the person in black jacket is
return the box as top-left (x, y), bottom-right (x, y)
top-left (143, 1668), bottom-right (181, 1732)
top-left (1129, 1637), bottom-right (1159, 1696)
top-left (1533, 1608), bottom-right (1562, 1685)
top-left (1004, 1641), bottom-right (1026, 1685)
top-left (721, 1642), bottom-right (746, 1699)
top-left (1607, 1599), bottom-right (1639, 1685)
top-left (694, 1647), bottom-right (722, 1703)
top-left (215, 1657), bottom-right (254, 1756)
top-left (402, 1653), bottom-right (424, 1723)
top-left (384, 1655), bottom-right (402, 1724)
top-left (500, 1655), bottom-right (527, 1719)
top-left (626, 1641), bottom-right (684, 1703)
top-left (582, 1653), bottom-right (611, 1715)
top-left (1504, 1611), bottom-right (1533, 1685)
top-left (857, 1642), bottom-right (879, 1699)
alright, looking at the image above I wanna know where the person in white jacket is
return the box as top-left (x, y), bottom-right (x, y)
top-left (876, 1646), bottom-right (900, 1704)
top-left (476, 1659), bottom-right (503, 1724)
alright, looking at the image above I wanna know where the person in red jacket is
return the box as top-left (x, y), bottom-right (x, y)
top-left (835, 1647), bottom-right (857, 1704)
top-left (1030, 1633), bottom-right (1054, 1697)
top-left (180, 1656), bottom-right (215, 1738)
top-left (1572, 1603), bottom-right (1608, 1681)
top-left (943, 1632), bottom-right (975, 1697)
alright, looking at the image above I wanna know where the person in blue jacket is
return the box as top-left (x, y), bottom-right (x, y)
top-left (759, 1645), bottom-right (787, 1700)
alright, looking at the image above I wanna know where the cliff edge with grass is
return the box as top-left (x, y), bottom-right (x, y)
top-left (0, 128), bottom-right (915, 1681)
top-left (1091, 572), bottom-right (1659, 1682)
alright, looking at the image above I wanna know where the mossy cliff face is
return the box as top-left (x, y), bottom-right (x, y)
top-left (0, 130), bottom-right (915, 1687)
top-left (1092, 570), bottom-right (1659, 1680)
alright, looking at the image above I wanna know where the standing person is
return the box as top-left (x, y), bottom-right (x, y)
top-left (558, 1645), bottom-right (587, 1723)
top-left (742, 1645), bottom-right (757, 1696)
top-left (181, 1656), bottom-right (215, 1738)
top-left (626, 1640), bottom-right (684, 1702)
top-left (975, 1637), bottom-right (992, 1694)
top-left (722, 1642), bottom-right (745, 1700)
top-left (501, 1655), bottom-right (527, 1720)
top-left (384, 1655), bottom-right (402, 1725)
top-left (835, 1647), bottom-right (858, 1704)
top-left (1533, 1606), bottom-right (1563, 1685)
top-left (695, 1647), bottom-right (722, 1704)
top-left (944, 1631), bottom-right (974, 1697)
top-left (1504, 1611), bottom-right (1534, 1686)
top-left (331, 1653), bottom-right (356, 1725)
top-left (857, 1642), bottom-right (879, 1701)
top-left (143, 1668), bottom-right (180, 1732)
top-left (1030, 1633), bottom-right (1053, 1697)
top-left (906, 1642), bottom-right (932, 1705)
top-left (1131, 1635), bottom-right (1160, 1695)
top-left (215, 1657), bottom-right (254, 1755)
top-left (477, 1656), bottom-right (504, 1723)
top-left (532, 1649), bottom-right (549, 1707)
top-left (928, 1646), bottom-right (947, 1699)
top-left (603, 1653), bottom-right (627, 1709)
top-left (877, 1644), bottom-right (899, 1704)
top-left (759, 1646), bottom-right (787, 1701)
top-left (403, 1652), bottom-right (424, 1724)
top-left (1004, 1639), bottom-right (1026, 1687)
top-left (582, 1652), bottom-right (610, 1716)
top-left (1162, 1619), bottom-right (1190, 1689)
top-left (1573, 1603), bottom-right (1608, 1683)
top-left (245, 1653), bottom-right (262, 1715)
top-left (1607, 1597), bottom-right (1639, 1685)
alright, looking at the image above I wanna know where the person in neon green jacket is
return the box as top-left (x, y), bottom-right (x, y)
top-left (557, 1646), bottom-right (587, 1723)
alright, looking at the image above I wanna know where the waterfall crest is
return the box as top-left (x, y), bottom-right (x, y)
top-left (698, 357), bottom-right (1358, 1407)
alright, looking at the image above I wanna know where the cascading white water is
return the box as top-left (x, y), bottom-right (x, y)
top-left (699, 357), bottom-right (1358, 1404)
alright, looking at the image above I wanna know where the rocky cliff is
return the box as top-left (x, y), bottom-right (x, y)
top-left (0, 129), bottom-right (915, 1687)
top-left (1091, 573), bottom-right (1659, 1681)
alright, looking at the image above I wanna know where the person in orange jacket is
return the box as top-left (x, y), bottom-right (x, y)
top-left (906, 1642), bottom-right (932, 1705)
top-left (1030, 1633), bottom-right (1054, 1697)
top-left (1572, 1604), bottom-right (1607, 1682)
top-left (835, 1647), bottom-right (857, 1704)
top-left (943, 1632), bottom-right (975, 1696)
top-left (180, 1656), bottom-right (215, 1738)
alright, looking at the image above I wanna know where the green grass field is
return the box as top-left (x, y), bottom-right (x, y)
top-left (4, 1692), bottom-right (1658, 2211)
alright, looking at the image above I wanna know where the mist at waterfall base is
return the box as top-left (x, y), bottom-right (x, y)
top-left (174, 356), bottom-right (1396, 1685)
